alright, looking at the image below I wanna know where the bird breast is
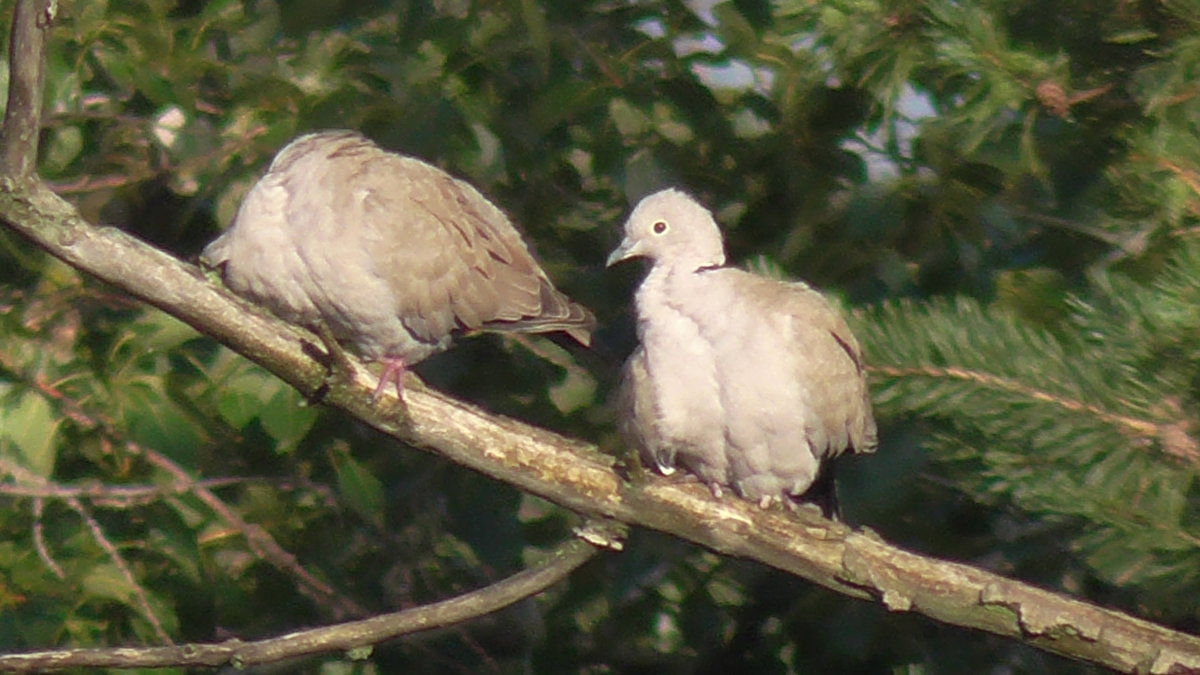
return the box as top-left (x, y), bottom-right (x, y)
top-left (632, 266), bottom-right (730, 486)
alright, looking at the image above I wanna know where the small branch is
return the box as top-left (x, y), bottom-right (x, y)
top-left (0, 0), bottom-right (52, 179)
top-left (0, 333), bottom-right (364, 619)
top-left (0, 477), bottom-right (244, 503)
top-left (63, 495), bottom-right (174, 645)
top-left (0, 459), bottom-right (171, 644)
top-left (31, 498), bottom-right (64, 580)
top-left (0, 525), bottom-right (609, 671)
top-left (0, 339), bottom-right (368, 620)
top-left (130, 443), bottom-right (369, 620)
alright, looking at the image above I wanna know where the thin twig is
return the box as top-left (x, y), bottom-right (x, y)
top-left (0, 477), bottom-right (243, 503)
top-left (0, 344), bottom-right (368, 619)
top-left (62, 495), bottom-right (173, 645)
top-left (0, 458), bottom-right (171, 643)
top-left (31, 497), bottom-right (64, 580)
top-left (0, 524), bottom-right (610, 671)
top-left (130, 444), bottom-right (367, 619)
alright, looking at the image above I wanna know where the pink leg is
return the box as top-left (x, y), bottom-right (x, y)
top-left (372, 357), bottom-right (407, 402)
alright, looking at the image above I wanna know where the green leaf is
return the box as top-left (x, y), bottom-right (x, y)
top-left (134, 311), bottom-right (202, 354)
top-left (259, 386), bottom-right (319, 453)
top-left (609, 98), bottom-right (651, 138)
top-left (329, 445), bottom-right (385, 528)
top-left (517, 0), bottom-right (550, 69)
top-left (1, 391), bottom-right (60, 477)
top-left (122, 383), bottom-right (203, 466)
top-left (712, 3), bottom-right (758, 55)
top-left (81, 562), bottom-right (179, 640)
top-left (42, 125), bottom-right (84, 174)
top-left (993, 267), bottom-right (1069, 326)
top-left (80, 562), bottom-right (141, 606)
top-left (548, 367), bottom-right (597, 415)
top-left (1104, 29), bottom-right (1157, 44)
top-left (215, 366), bottom-right (282, 431)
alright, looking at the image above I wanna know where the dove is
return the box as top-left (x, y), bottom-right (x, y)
top-left (202, 130), bottom-right (594, 398)
top-left (609, 188), bottom-right (877, 514)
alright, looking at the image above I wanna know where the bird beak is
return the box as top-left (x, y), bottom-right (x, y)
top-left (606, 237), bottom-right (641, 267)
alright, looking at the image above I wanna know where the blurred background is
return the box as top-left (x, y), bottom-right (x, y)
top-left (0, 0), bottom-right (1197, 672)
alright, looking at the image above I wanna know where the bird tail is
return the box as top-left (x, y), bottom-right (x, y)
top-left (483, 284), bottom-right (596, 346)
top-left (793, 460), bottom-right (841, 521)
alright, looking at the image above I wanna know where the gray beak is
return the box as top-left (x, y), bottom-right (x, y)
top-left (606, 238), bottom-right (640, 267)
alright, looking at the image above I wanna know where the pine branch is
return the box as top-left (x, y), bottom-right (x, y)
top-left (856, 281), bottom-right (1200, 614)
top-left (870, 363), bottom-right (1166, 443)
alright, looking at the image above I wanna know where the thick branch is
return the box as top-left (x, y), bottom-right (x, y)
top-left (0, 523), bottom-right (608, 671)
top-left (0, 181), bottom-right (1198, 674)
top-left (0, 0), bottom-right (50, 179)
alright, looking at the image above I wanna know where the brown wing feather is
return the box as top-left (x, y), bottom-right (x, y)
top-left (288, 134), bottom-right (592, 346)
top-left (733, 274), bottom-right (878, 456)
top-left (359, 150), bottom-right (592, 343)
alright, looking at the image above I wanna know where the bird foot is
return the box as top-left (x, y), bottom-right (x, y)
top-left (311, 324), bottom-right (358, 399)
top-left (373, 357), bottom-right (408, 403)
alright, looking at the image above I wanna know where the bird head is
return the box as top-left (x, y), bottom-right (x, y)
top-left (606, 188), bottom-right (727, 270)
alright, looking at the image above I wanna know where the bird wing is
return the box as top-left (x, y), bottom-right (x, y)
top-left (616, 345), bottom-right (674, 473)
top-left (357, 154), bottom-right (592, 344)
top-left (745, 274), bottom-right (879, 457)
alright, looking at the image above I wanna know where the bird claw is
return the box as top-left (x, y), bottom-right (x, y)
top-left (372, 359), bottom-right (415, 425)
top-left (312, 324), bottom-right (358, 392)
top-left (372, 357), bottom-right (408, 403)
top-left (312, 324), bottom-right (408, 408)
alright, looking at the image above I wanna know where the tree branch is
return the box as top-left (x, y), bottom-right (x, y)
top-left (870, 364), bottom-right (1199, 466)
top-left (1, 4), bottom-right (1198, 673)
top-left (0, 523), bottom-right (610, 671)
top-left (0, 0), bottom-right (51, 179)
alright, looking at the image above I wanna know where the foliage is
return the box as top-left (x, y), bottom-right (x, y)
top-left (0, 0), bottom-right (1197, 672)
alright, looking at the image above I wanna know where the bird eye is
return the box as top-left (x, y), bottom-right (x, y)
top-left (652, 220), bottom-right (668, 234)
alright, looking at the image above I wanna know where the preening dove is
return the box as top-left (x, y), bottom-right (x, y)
top-left (609, 189), bottom-right (877, 514)
top-left (202, 130), bottom-right (595, 397)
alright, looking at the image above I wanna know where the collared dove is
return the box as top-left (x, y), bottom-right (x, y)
top-left (202, 130), bottom-right (594, 397)
top-left (609, 188), bottom-right (877, 513)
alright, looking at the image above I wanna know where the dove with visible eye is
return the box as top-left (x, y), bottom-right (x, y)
top-left (609, 188), bottom-right (877, 515)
